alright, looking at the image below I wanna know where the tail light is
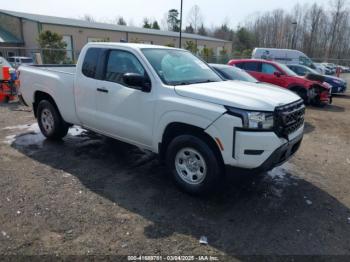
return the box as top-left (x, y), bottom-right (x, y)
top-left (1, 66), bottom-right (11, 81)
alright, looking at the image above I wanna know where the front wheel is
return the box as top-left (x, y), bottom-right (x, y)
top-left (294, 89), bottom-right (310, 105)
top-left (165, 135), bottom-right (223, 195)
top-left (37, 100), bottom-right (69, 140)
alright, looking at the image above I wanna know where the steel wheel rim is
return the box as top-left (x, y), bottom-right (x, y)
top-left (175, 148), bottom-right (207, 185)
top-left (41, 108), bottom-right (54, 134)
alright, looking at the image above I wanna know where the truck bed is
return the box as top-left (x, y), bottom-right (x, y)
top-left (32, 64), bottom-right (76, 74)
top-left (19, 64), bottom-right (80, 125)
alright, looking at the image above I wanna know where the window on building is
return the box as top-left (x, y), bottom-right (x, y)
top-left (82, 48), bottom-right (101, 79)
top-left (104, 50), bottom-right (145, 85)
top-left (7, 51), bottom-right (15, 57)
top-left (88, 37), bottom-right (110, 42)
top-left (197, 45), bottom-right (204, 54)
top-left (62, 35), bottom-right (74, 61)
top-left (216, 47), bottom-right (223, 56)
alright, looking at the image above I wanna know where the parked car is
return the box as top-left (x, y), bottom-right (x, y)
top-left (0, 56), bottom-right (13, 69)
top-left (339, 65), bottom-right (350, 73)
top-left (322, 63), bottom-right (336, 75)
top-left (251, 48), bottom-right (322, 74)
top-left (210, 63), bottom-right (259, 83)
top-left (287, 64), bottom-right (347, 94)
top-left (18, 43), bottom-right (305, 194)
top-left (0, 57), bottom-right (17, 103)
top-left (314, 63), bottom-right (326, 75)
top-left (228, 59), bottom-right (331, 106)
top-left (8, 56), bottom-right (34, 68)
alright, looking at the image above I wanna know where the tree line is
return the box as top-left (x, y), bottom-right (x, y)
top-left (245, 0), bottom-right (350, 61)
top-left (82, 0), bottom-right (350, 62)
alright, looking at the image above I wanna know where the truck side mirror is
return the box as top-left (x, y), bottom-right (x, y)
top-left (274, 71), bottom-right (282, 77)
top-left (123, 73), bottom-right (151, 92)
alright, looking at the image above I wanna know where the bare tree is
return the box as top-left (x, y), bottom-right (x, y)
top-left (187, 5), bottom-right (202, 33)
top-left (327, 0), bottom-right (348, 58)
top-left (82, 14), bottom-right (95, 22)
top-left (244, 0), bottom-right (350, 62)
top-left (116, 16), bottom-right (127, 26)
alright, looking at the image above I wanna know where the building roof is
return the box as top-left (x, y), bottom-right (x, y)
top-left (0, 9), bottom-right (230, 43)
top-left (0, 27), bottom-right (23, 44)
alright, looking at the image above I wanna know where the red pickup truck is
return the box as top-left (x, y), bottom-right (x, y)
top-left (228, 59), bottom-right (331, 105)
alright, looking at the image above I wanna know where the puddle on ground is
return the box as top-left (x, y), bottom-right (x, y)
top-left (2, 123), bottom-right (88, 149)
top-left (267, 162), bottom-right (297, 185)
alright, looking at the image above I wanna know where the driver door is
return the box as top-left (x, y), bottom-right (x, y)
top-left (94, 49), bottom-right (156, 148)
top-left (260, 63), bottom-right (287, 87)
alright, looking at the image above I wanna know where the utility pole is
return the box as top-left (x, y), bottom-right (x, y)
top-left (291, 21), bottom-right (297, 49)
top-left (179, 0), bottom-right (183, 48)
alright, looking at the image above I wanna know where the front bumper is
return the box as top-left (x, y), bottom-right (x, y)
top-left (205, 114), bottom-right (304, 172)
top-left (225, 132), bottom-right (303, 174)
top-left (331, 85), bottom-right (347, 94)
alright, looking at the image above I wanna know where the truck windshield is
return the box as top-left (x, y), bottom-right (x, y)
top-left (142, 49), bottom-right (222, 86)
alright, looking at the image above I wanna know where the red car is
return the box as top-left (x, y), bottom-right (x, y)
top-left (228, 59), bottom-right (331, 105)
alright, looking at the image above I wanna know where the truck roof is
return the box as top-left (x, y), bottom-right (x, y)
top-left (85, 42), bottom-right (185, 51)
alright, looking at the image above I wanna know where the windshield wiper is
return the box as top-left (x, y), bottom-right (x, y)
top-left (193, 79), bottom-right (219, 84)
top-left (173, 79), bottom-right (219, 86)
top-left (174, 82), bottom-right (191, 86)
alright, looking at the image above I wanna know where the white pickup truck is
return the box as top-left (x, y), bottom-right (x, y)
top-left (18, 43), bottom-right (305, 194)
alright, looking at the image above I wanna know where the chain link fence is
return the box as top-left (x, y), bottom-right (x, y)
top-left (0, 47), bottom-right (79, 65)
top-left (2, 47), bottom-right (350, 68)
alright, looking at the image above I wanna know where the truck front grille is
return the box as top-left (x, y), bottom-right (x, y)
top-left (275, 100), bottom-right (305, 138)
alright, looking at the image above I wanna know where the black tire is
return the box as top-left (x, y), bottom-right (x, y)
top-left (165, 135), bottom-right (223, 195)
top-left (292, 88), bottom-right (310, 105)
top-left (4, 96), bottom-right (10, 103)
top-left (37, 100), bottom-right (69, 140)
top-left (311, 95), bottom-right (327, 107)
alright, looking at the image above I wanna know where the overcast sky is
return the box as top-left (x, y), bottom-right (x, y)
top-left (1, 0), bottom-right (333, 29)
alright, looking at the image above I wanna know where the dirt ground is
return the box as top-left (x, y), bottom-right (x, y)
top-left (0, 75), bottom-right (350, 259)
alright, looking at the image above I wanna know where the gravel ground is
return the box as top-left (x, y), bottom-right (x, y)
top-left (0, 75), bottom-right (350, 259)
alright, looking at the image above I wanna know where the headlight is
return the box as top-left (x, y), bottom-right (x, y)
top-left (225, 106), bottom-right (274, 130)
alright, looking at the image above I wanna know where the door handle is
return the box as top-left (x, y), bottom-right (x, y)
top-left (97, 87), bottom-right (108, 93)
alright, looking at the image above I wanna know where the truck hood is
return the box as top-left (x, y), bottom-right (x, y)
top-left (174, 80), bottom-right (301, 111)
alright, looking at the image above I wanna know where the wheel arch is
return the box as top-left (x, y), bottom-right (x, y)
top-left (159, 122), bottom-right (224, 166)
top-left (33, 91), bottom-right (61, 119)
top-left (288, 84), bottom-right (308, 93)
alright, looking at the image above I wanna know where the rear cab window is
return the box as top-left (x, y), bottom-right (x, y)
top-left (82, 48), bottom-right (102, 79)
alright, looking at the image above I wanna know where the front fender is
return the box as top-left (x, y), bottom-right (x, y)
top-left (153, 110), bottom-right (223, 152)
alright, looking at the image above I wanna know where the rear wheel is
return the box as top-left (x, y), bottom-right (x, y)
top-left (166, 135), bottom-right (223, 195)
top-left (37, 100), bottom-right (69, 140)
